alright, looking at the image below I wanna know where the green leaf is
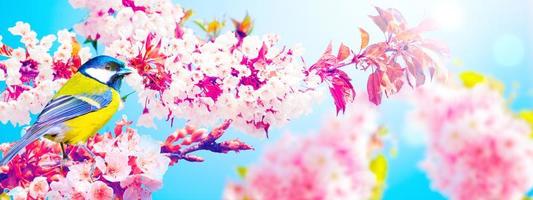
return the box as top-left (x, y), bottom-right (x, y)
top-left (121, 91), bottom-right (136, 102)
top-left (236, 166), bottom-right (248, 179)
top-left (193, 20), bottom-right (207, 32)
top-left (84, 38), bottom-right (98, 52)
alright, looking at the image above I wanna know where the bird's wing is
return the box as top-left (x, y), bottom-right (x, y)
top-left (35, 90), bottom-right (113, 128)
top-left (0, 90), bottom-right (113, 165)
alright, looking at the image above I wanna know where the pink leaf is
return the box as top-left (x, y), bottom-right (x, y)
top-left (405, 58), bottom-right (425, 87)
top-left (385, 65), bottom-right (405, 91)
top-left (367, 71), bottom-right (383, 105)
top-left (309, 43), bottom-right (337, 72)
top-left (122, 0), bottom-right (146, 12)
top-left (328, 70), bottom-right (355, 114)
top-left (337, 43), bottom-right (351, 61)
top-left (323, 42), bottom-right (333, 55)
top-left (174, 23), bottom-right (184, 39)
top-left (257, 43), bottom-right (269, 61)
top-left (369, 15), bottom-right (388, 33)
top-left (363, 43), bottom-right (387, 59)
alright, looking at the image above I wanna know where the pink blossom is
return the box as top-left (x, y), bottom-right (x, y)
top-left (66, 163), bottom-right (92, 183)
top-left (0, 117), bottom-right (252, 199)
top-left (120, 174), bottom-right (162, 200)
top-left (224, 95), bottom-right (384, 200)
top-left (101, 149), bottom-right (132, 182)
top-left (28, 176), bottom-right (49, 199)
top-left (409, 81), bottom-right (533, 200)
top-left (88, 181), bottom-right (114, 200)
top-left (47, 177), bottom-right (79, 200)
top-left (0, 0), bottom-right (448, 198)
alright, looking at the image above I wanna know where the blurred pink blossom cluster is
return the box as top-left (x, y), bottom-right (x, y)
top-left (409, 82), bottom-right (533, 200)
top-left (0, 22), bottom-right (92, 125)
top-left (0, 116), bottom-right (251, 199)
top-left (223, 96), bottom-right (386, 200)
top-left (66, 0), bottom-right (445, 134)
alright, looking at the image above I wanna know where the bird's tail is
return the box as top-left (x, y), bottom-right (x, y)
top-left (0, 126), bottom-right (46, 166)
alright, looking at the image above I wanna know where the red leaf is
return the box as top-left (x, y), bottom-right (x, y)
top-left (337, 43), bottom-right (350, 61)
top-left (328, 70), bottom-right (355, 114)
top-left (367, 70), bottom-right (383, 105)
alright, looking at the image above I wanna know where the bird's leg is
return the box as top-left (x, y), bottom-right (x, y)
top-left (60, 142), bottom-right (68, 160)
top-left (80, 144), bottom-right (97, 181)
top-left (60, 142), bottom-right (68, 170)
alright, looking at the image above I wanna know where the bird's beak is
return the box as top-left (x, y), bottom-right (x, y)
top-left (117, 66), bottom-right (134, 76)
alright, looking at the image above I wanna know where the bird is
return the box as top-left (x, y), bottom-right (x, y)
top-left (0, 55), bottom-right (133, 166)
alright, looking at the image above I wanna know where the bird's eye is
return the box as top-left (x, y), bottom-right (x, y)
top-left (105, 63), bottom-right (118, 71)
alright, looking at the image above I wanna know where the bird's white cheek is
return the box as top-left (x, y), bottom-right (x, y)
top-left (85, 68), bottom-right (114, 83)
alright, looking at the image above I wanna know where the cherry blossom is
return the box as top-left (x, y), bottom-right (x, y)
top-left (408, 72), bottom-right (533, 200)
top-left (0, 116), bottom-right (252, 199)
top-left (223, 95), bottom-right (390, 200)
top-left (68, 0), bottom-right (445, 134)
top-left (0, 22), bottom-right (91, 126)
top-left (88, 181), bottom-right (114, 200)
top-left (0, 0), bottom-right (448, 198)
top-left (28, 176), bottom-right (49, 199)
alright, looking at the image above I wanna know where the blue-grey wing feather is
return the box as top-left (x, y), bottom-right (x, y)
top-left (35, 90), bottom-right (113, 128)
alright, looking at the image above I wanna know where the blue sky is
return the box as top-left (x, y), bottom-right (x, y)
top-left (0, 0), bottom-right (531, 199)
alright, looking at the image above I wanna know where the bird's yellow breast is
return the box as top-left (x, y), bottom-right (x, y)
top-left (49, 73), bottom-right (121, 145)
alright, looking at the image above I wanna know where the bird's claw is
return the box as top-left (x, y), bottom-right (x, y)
top-left (89, 162), bottom-right (98, 181)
